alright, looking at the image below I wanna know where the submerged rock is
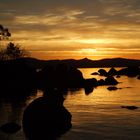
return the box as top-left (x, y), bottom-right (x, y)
top-left (121, 106), bottom-right (139, 110)
top-left (91, 72), bottom-right (99, 75)
top-left (107, 86), bottom-right (119, 91)
top-left (104, 76), bottom-right (119, 85)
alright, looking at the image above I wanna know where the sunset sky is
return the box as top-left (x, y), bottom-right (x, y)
top-left (0, 0), bottom-right (140, 60)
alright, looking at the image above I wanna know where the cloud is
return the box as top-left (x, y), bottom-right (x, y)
top-left (0, 0), bottom-right (140, 59)
top-left (14, 10), bottom-right (85, 25)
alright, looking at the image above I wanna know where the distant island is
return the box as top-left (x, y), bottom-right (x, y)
top-left (19, 57), bottom-right (140, 69)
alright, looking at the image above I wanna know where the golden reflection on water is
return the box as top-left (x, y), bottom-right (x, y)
top-left (63, 68), bottom-right (140, 133)
top-left (0, 68), bottom-right (140, 140)
top-left (60, 68), bottom-right (140, 140)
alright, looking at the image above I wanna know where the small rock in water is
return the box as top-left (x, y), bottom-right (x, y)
top-left (91, 72), bottom-right (99, 75)
top-left (126, 87), bottom-right (132, 88)
top-left (105, 76), bottom-right (119, 85)
top-left (107, 86), bottom-right (118, 91)
top-left (0, 122), bottom-right (21, 134)
top-left (121, 106), bottom-right (138, 110)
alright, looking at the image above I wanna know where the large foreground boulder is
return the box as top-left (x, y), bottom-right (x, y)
top-left (22, 89), bottom-right (72, 140)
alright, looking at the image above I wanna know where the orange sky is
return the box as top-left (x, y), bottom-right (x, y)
top-left (0, 0), bottom-right (140, 60)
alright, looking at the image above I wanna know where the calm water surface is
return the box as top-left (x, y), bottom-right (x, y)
top-left (0, 68), bottom-right (140, 140)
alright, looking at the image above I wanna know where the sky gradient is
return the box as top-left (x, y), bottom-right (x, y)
top-left (0, 0), bottom-right (140, 60)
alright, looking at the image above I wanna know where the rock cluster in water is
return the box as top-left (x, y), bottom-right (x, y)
top-left (0, 59), bottom-right (122, 96)
top-left (1, 59), bottom-right (139, 96)
top-left (96, 67), bottom-right (140, 77)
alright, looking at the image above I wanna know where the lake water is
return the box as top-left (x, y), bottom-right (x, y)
top-left (0, 68), bottom-right (140, 140)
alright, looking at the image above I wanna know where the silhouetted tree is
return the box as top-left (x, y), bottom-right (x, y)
top-left (6, 42), bottom-right (28, 59)
top-left (0, 24), bottom-right (4, 41)
top-left (0, 49), bottom-right (6, 60)
top-left (0, 24), bottom-right (11, 40)
top-left (0, 25), bottom-right (29, 60)
top-left (0, 42), bottom-right (29, 60)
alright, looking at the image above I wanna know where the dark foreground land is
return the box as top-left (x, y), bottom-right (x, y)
top-left (0, 57), bottom-right (140, 139)
top-left (0, 57), bottom-right (140, 91)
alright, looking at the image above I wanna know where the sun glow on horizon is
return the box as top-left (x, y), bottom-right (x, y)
top-left (78, 48), bottom-right (97, 55)
top-left (1, 0), bottom-right (140, 60)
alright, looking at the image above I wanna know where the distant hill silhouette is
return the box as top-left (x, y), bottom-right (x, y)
top-left (21, 57), bottom-right (140, 69)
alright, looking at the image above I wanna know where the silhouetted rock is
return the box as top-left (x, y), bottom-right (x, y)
top-left (83, 78), bottom-right (97, 95)
top-left (121, 106), bottom-right (138, 110)
top-left (84, 78), bottom-right (98, 87)
top-left (37, 64), bottom-right (85, 89)
top-left (118, 66), bottom-right (140, 77)
top-left (107, 86), bottom-right (119, 91)
top-left (84, 87), bottom-right (94, 95)
top-left (108, 67), bottom-right (118, 76)
top-left (98, 69), bottom-right (108, 76)
top-left (97, 77), bottom-right (118, 86)
top-left (97, 79), bottom-right (105, 86)
top-left (0, 122), bottom-right (21, 134)
top-left (67, 66), bottom-right (85, 87)
top-left (104, 76), bottom-right (118, 85)
top-left (91, 72), bottom-right (99, 75)
top-left (22, 88), bottom-right (72, 140)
